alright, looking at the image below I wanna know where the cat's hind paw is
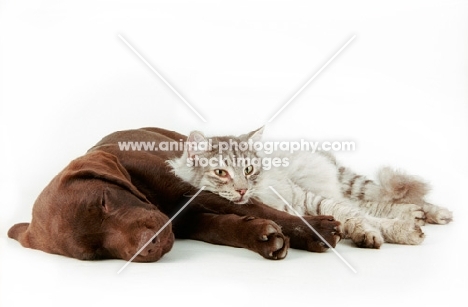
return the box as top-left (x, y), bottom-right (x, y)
top-left (381, 220), bottom-right (425, 245)
top-left (406, 224), bottom-right (425, 245)
top-left (396, 203), bottom-right (427, 226)
top-left (426, 206), bottom-right (453, 225)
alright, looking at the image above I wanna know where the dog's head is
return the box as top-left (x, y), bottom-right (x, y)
top-left (23, 150), bottom-right (174, 262)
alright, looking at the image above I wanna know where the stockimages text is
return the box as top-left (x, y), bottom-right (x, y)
top-left (188, 154), bottom-right (289, 171)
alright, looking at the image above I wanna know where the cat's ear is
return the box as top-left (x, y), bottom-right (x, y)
top-left (187, 131), bottom-right (208, 159)
top-left (248, 126), bottom-right (264, 143)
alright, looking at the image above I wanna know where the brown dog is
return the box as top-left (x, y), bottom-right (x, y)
top-left (8, 150), bottom-right (175, 262)
top-left (9, 127), bottom-right (341, 262)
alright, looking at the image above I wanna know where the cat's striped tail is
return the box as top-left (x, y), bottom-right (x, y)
top-left (337, 166), bottom-right (430, 205)
top-left (337, 166), bottom-right (453, 224)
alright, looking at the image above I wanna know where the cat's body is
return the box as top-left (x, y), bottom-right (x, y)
top-left (169, 127), bottom-right (453, 248)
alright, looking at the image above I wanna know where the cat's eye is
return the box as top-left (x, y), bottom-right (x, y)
top-left (244, 165), bottom-right (254, 175)
top-left (214, 169), bottom-right (228, 177)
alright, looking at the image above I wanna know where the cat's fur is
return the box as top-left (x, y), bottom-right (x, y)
top-left (169, 127), bottom-right (453, 248)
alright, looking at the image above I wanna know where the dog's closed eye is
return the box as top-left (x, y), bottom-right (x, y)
top-left (100, 189), bottom-right (110, 212)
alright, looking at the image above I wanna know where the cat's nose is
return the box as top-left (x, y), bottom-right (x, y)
top-left (236, 189), bottom-right (247, 196)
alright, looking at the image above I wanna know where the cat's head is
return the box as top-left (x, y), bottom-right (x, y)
top-left (168, 127), bottom-right (264, 204)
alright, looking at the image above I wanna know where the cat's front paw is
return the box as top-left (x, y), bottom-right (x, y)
top-left (345, 218), bottom-right (383, 249)
top-left (243, 217), bottom-right (289, 260)
top-left (351, 231), bottom-right (384, 249)
top-left (288, 215), bottom-right (342, 252)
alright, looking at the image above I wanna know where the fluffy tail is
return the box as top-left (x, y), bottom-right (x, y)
top-left (338, 166), bottom-right (430, 204)
top-left (8, 223), bottom-right (30, 246)
top-left (339, 166), bottom-right (453, 224)
top-left (377, 167), bottom-right (430, 204)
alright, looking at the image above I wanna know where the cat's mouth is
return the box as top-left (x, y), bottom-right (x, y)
top-left (233, 196), bottom-right (249, 205)
top-left (217, 191), bottom-right (250, 205)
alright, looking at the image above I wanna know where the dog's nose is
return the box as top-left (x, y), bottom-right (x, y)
top-left (136, 230), bottom-right (174, 261)
top-left (132, 217), bottom-right (175, 262)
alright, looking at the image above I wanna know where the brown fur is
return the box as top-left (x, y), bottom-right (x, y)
top-left (8, 127), bottom-right (342, 262)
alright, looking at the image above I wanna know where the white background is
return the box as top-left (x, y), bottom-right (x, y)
top-left (1, 0), bottom-right (467, 306)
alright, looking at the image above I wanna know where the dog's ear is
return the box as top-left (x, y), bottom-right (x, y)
top-left (61, 150), bottom-right (149, 203)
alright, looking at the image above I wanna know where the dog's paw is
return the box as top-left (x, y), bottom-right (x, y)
top-left (288, 215), bottom-right (342, 252)
top-left (243, 217), bottom-right (289, 260)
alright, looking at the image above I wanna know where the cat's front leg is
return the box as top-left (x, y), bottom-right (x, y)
top-left (238, 199), bottom-right (343, 253)
top-left (358, 202), bottom-right (427, 226)
top-left (311, 198), bottom-right (385, 248)
top-left (327, 201), bottom-right (423, 248)
top-left (267, 182), bottom-right (384, 249)
top-left (358, 201), bottom-right (452, 226)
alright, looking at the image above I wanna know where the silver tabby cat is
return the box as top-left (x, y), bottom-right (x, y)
top-left (168, 127), bottom-right (453, 248)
